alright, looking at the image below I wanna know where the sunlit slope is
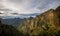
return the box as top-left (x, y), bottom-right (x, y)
top-left (18, 6), bottom-right (60, 36)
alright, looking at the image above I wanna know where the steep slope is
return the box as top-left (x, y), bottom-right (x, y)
top-left (18, 6), bottom-right (60, 36)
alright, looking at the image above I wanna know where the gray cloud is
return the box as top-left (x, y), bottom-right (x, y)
top-left (0, 0), bottom-right (60, 14)
top-left (37, 0), bottom-right (60, 9)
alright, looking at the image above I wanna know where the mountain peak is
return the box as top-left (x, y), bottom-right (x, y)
top-left (55, 6), bottom-right (60, 12)
top-left (56, 6), bottom-right (60, 9)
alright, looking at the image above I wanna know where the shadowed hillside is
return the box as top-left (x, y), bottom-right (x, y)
top-left (18, 6), bottom-right (60, 36)
top-left (0, 18), bottom-right (24, 36)
top-left (0, 6), bottom-right (60, 36)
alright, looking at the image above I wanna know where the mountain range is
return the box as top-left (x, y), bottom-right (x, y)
top-left (0, 6), bottom-right (60, 36)
top-left (18, 6), bottom-right (60, 36)
top-left (0, 6), bottom-right (60, 28)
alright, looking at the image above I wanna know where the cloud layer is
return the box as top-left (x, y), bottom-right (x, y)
top-left (0, 0), bottom-right (60, 14)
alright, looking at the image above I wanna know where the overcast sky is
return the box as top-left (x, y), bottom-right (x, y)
top-left (0, 0), bottom-right (60, 14)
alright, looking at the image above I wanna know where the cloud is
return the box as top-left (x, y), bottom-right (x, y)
top-left (0, 0), bottom-right (60, 14)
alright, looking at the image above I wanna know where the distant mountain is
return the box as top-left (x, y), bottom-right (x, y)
top-left (18, 6), bottom-right (60, 36)
top-left (0, 19), bottom-right (23, 36)
top-left (1, 18), bottom-right (25, 27)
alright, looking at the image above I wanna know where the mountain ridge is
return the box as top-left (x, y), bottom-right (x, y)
top-left (18, 6), bottom-right (60, 36)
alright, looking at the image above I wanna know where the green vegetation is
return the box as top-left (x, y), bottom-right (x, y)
top-left (18, 6), bottom-right (60, 36)
top-left (0, 19), bottom-right (24, 36)
top-left (0, 6), bottom-right (60, 36)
